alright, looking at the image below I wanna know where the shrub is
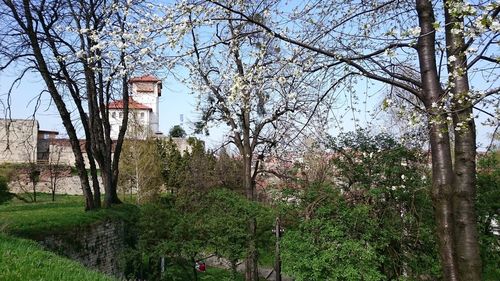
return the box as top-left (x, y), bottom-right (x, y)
top-left (0, 175), bottom-right (13, 204)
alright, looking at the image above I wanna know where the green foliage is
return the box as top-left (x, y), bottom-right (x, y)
top-left (326, 130), bottom-right (425, 192)
top-left (158, 138), bottom-right (188, 192)
top-left (158, 137), bottom-right (244, 193)
top-left (199, 189), bottom-right (274, 264)
top-left (182, 138), bottom-right (218, 191)
top-left (0, 234), bottom-right (115, 281)
top-left (169, 125), bottom-right (187, 138)
top-left (281, 190), bottom-right (385, 281)
top-left (215, 148), bottom-right (244, 191)
top-left (119, 138), bottom-right (164, 203)
top-left (131, 189), bottom-right (273, 280)
top-left (476, 152), bottom-right (500, 280)
top-left (0, 176), bottom-right (12, 204)
top-left (281, 131), bottom-right (440, 280)
top-left (0, 163), bottom-right (25, 181)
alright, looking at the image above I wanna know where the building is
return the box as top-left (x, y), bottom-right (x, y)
top-left (37, 129), bottom-right (59, 163)
top-left (1, 75), bottom-right (190, 167)
top-left (108, 75), bottom-right (162, 140)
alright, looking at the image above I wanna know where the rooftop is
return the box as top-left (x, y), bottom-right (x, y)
top-left (128, 74), bottom-right (161, 83)
top-left (108, 98), bottom-right (152, 110)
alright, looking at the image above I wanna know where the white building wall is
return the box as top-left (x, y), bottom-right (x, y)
top-left (109, 109), bottom-right (151, 140)
top-left (133, 93), bottom-right (159, 133)
top-left (132, 82), bottom-right (160, 134)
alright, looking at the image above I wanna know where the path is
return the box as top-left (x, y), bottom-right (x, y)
top-left (204, 255), bottom-right (293, 281)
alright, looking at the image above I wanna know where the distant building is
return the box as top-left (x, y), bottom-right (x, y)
top-left (1, 75), bottom-right (193, 168)
top-left (37, 129), bottom-right (59, 163)
top-left (108, 74), bottom-right (162, 140)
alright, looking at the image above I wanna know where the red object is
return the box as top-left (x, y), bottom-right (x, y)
top-left (197, 262), bottom-right (206, 272)
top-left (128, 74), bottom-right (161, 83)
top-left (108, 98), bottom-right (151, 110)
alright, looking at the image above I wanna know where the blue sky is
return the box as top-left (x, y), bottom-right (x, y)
top-left (0, 66), bottom-right (231, 147)
top-left (1, 68), bottom-right (496, 151)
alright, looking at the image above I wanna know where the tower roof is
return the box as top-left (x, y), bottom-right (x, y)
top-left (108, 98), bottom-right (152, 110)
top-left (128, 74), bottom-right (161, 83)
top-left (128, 74), bottom-right (162, 97)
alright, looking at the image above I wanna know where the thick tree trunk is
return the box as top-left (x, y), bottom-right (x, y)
top-left (17, 0), bottom-right (95, 210)
top-left (415, 1), bottom-right (459, 279)
top-left (243, 152), bottom-right (259, 281)
top-left (428, 122), bottom-right (458, 281)
top-left (241, 102), bottom-right (258, 281)
top-left (103, 166), bottom-right (122, 207)
top-left (452, 109), bottom-right (481, 281)
top-left (444, 1), bottom-right (482, 279)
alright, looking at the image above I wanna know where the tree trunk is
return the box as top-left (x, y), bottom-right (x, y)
top-left (231, 260), bottom-right (239, 281)
top-left (274, 216), bottom-right (282, 281)
top-left (415, 1), bottom-right (459, 279)
top-left (444, 1), bottom-right (482, 279)
top-left (17, 0), bottom-right (95, 210)
top-left (244, 152), bottom-right (259, 281)
top-left (32, 182), bottom-right (36, 202)
top-left (85, 145), bottom-right (101, 208)
top-left (103, 166), bottom-right (121, 207)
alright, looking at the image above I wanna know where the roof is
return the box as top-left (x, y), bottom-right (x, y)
top-left (128, 74), bottom-right (161, 83)
top-left (38, 130), bottom-right (59, 135)
top-left (108, 98), bottom-right (152, 110)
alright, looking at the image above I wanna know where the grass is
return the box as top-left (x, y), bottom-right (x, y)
top-left (0, 193), bottom-right (138, 239)
top-left (201, 267), bottom-right (245, 280)
top-left (0, 234), bottom-right (116, 281)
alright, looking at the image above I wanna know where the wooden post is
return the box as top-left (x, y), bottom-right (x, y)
top-left (274, 216), bottom-right (282, 281)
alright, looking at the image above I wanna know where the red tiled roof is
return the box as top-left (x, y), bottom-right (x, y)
top-left (128, 74), bottom-right (161, 83)
top-left (108, 98), bottom-right (152, 110)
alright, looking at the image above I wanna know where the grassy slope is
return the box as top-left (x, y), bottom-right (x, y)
top-left (0, 193), bottom-right (137, 239)
top-left (0, 194), bottom-right (135, 281)
top-left (0, 193), bottom-right (262, 280)
top-left (0, 234), bottom-right (115, 281)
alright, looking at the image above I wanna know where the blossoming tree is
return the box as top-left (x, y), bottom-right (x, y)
top-left (204, 0), bottom-right (499, 280)
top-left (0, 0), bottom-right (170, 209)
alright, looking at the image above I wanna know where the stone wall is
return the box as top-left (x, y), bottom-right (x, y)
top-left (39, 219), bottom-right (126, 278)
top-left (8, 175), bottom-right (103, 195)
top-left (0, 119), bottom-right (38, 163)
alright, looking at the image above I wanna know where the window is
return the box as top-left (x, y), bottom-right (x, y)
top-left (112, 112), bottom-right (116, 118)
top-left (119, 112), bottom-right (123, 118)
top-left (140, 112), bottom-right (145, 119)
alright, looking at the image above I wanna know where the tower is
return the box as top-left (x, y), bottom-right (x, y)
top-left (128, 74), bottom-right (162, 134)
top-left (108, 75), bottom-right (162, 140)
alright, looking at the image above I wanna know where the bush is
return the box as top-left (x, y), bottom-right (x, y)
top-left (0, 176), bottom-right (13, 204)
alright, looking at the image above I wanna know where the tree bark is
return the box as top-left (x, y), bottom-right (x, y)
top-left (243, 144), bottom-right (258, 281)
top-left (415, 1), bottom-right (458, 280)
top-left (15, 0), bottom-right (96, 210)
top-left (444, 1), bottom-right (482, 279)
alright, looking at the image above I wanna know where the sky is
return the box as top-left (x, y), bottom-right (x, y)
top-left (1, 67), bottom-right (497, 152)
top-left (0, 0), bottom-right (497, 151)
top-left (0, 66), bottom-right (231, 147)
